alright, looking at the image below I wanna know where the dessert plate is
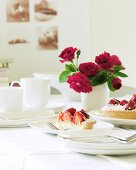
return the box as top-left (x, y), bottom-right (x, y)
top-left (0, 110), bottom-right (56, 128)
top-left (90, 110), bottom-right (136, 128)
top-left (30, 120), bottom-right (114, 135)
top-left (58, 139), bottom-right (136, 155)
top-left (30, 119), bottom-right (59, 135)
top-left (58, 129), bottom-right (136, 155)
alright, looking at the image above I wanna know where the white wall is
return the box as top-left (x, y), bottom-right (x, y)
top-left (1, 0), bottom-right (136, 87)
top-left (89, 0), bottom-right (136, 86)
top-left (0, 0), bottom-right (91, 82)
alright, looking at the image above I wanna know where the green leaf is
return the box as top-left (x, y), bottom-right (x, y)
top-left (116, 72), bottom-right (128, 78)
top-left (99, 70), bottom-right (109, 75)
top-left (65, 64), bottom-right (76, 72)
top-left (107, 76), bottom-right (115, 91)
top-left (113, 66), bottom-right (123, 73)
top-left (90, 74), bottom-right (107, 86)
top-left (59, 71), bottom-right (71, 83)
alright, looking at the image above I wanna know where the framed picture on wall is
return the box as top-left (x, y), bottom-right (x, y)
top-left (5, 0), bottom-right (59, 51)
top-left (34, 0), bottom-right (57, 22)
top-left (36, 26), bottom-right (58, 50)
top-left (6, 25), bottom-right (31, 50)
top-left (6, 0), bottom-right (30, 22)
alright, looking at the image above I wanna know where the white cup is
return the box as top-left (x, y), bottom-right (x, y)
top-left (11, 77), bottom-right (50, 108)
top-left (0, 86), bottom-right (23, 112)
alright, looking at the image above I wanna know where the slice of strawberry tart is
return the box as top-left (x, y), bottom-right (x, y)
top-left (57, 108), bottom-right (96, 129)
top-left (100, 94), bottom-right (136, 119)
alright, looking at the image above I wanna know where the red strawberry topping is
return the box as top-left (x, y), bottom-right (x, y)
top-left (57, 108), bottom-right (90, 125)
top-left (57, 112), bottom-right (64, 121)
top-left (66, 108), bottom-right (76, 116)
top-left (108, 98), bottom-right (120, 105)
top-left (62, 111), bottom-right (73, 122)
top-left (125, 94), bottom-right (136, 110)
top-left (73, 111), bottom-right (86, 124)
top-left (120, 100), bottom-right (128, 106)
top-left (80, 109), bottom-right (90, 119)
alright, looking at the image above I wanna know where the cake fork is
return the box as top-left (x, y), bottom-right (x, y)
top-left (47, 122), bottom-right (59, 130)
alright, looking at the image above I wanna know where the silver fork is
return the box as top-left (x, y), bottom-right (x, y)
top-left (48, 122), bottom-right (136, 144)
top-left (125, 134), bottom-right (136, 141)
top-left (47, 122), bottom-right (60, 130)
top-left (68, 136), bottom-right (136, 144)
top-left (47, 122), bottom-right (69, 131)
top-left (59, 134), bottom-right (136, 144)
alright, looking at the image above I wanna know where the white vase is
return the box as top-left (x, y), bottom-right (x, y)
top-left (81, 83), bottom-right (109, 111)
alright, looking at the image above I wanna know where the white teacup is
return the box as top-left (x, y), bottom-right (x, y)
top-left (0, 86), bottom-right (23, 112)
top-left (11, 77), bottom-right (50, 108)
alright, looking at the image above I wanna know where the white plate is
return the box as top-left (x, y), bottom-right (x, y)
top-left (30, 118), bottom-right (59, 135)
top-left (30, 120), bottom-right (114, 135)
top-left (59, 140), bottom-right (136, 155)
top-left (58, 129), bottom-right (136, 155)
top-left (90, 110), bottom-right (136, 128)
top-left (0, 120), bottom-right (28, 128)
top-left (0, 110), bottom-right (56, 128)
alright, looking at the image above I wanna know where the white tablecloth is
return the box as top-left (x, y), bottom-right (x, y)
top-left (0, 95), bottom-right (135, 170)
top-left (0, 128), bottom-right (132, 170)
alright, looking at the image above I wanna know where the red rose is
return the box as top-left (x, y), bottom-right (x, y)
top-left (58, 47), bottom-right (77, 63)
top-left (111, 55), bottom-right (122, 66)
top-left (112, 78), bottom-right (122, 90)
top-left (79, 62), bottom-right (99, 76)
top-left (95, 52), bottom-right (113, 70)
top-left (67, 72), bottom-right (92, 93)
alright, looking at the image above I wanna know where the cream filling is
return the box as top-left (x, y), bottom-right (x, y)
top-left (102, 104), bottom-right (136, 112)
top-left (56, 118), bottom-right (96, 130)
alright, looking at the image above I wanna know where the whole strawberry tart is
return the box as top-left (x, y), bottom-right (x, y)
top-left (57, 108), bottom-right (96, 129)
top-left (100, 94), bottom-right (136, 119)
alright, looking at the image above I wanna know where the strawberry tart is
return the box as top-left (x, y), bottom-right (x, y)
top-left (100, 94), bottom-right (136, 119)
top-left (57, 108), bottom-right (96, 129)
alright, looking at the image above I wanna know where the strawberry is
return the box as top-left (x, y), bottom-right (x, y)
top-left (73, 111), bottom-right (85, 124)
top-left (132, 94), bottom-right (136, 103)
top-left (108, 98), bottom-right (120, 105)
top-left (57, 112), bottom-right (64, 121)
top-left (120, 99), bottom-right (128, 106)
top-left (125, 94), bottom-right (136, 110)
top-left (62, 111), bottom-right (73, 122)
top-left (66, 108), bottom-right (76, 116)
top-left (125, 100), bottom-right (136, 110)
top-left (80, 109), bottom-right (90, 119)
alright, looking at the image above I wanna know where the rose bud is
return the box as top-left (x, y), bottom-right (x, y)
top-left (112, 78), bottom-right (122, 90)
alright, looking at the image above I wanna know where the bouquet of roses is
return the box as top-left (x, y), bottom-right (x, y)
top-left (58, 47), bottom-right (128, 93)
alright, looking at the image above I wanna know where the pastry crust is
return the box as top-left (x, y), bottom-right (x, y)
top-left (57, 120), bottom-right (96, 130)
top-left (100, 110), bottom-right (136, 119)
top-left (81, 120), bottom-right (96, 129)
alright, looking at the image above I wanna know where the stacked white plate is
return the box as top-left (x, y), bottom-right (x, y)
top-left (58, 129), bottom-right (136, 155)
top-left (0, 110), bottom-right (56, 128)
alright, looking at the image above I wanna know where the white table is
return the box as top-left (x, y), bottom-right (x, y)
top-left (0, 95), bottom-right (135, 170)
top-left (0, 128), bottom-right (129, 170)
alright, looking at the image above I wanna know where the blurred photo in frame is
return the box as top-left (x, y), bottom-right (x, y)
top-left (34, 0), bottom-right (57, 22)
top-left (6, 0), bottom-right (30, 22)
top-left (36, 26), bottom-right (58, 50)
